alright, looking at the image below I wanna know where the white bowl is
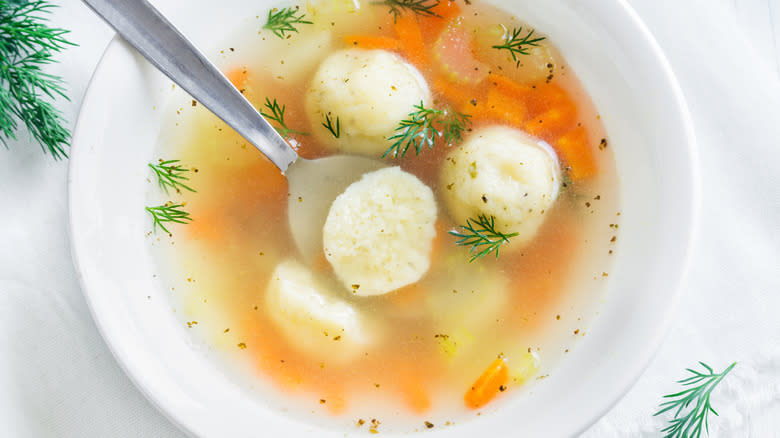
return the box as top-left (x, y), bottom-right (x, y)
top-left (68, 0), bottom-right (697, 436)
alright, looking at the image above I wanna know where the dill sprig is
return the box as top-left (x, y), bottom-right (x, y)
top-left (439, 109), bottom-right (471, 147)
top-left (492, 26), bottom-right (546, 62)
top-left (260, 97), bottom-right (309, 138)
top-left (146, 202), bottom-right (193, 234)
top-left (384, 101), bottom-right (471, 158)
top-left (321, 113), bottom-right (340, 139)
top-left (0, 0), bottom-right (76, 159)
top-left (262, 6), bottom-right (312, 39)
top-left (148, 159), bottom-right (196, 195)
top-left (654, 361), bottom-right (737, 438)
top-left (449, 214), bottom-right (519, 262)
top-left (375, 0), bottom-right (441, 23)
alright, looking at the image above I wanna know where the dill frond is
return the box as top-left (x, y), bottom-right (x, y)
top-left (384, 102), bottom-right (471, 158)
top-left (146, 202), bottom-right (193, 234)
top-left (375, 0), bottom-right (441, 23)
top-left (148, 159), bottom-right (196, 194)
top-left (260, 97), bottom-right (309, 138)
top-left (492, 26), bottom-right (546, 62)
top-left (321, 113), bottom-right (340, 139)
top-left (654, 361), bottom-right (737, 438)
top-left (0, 0), bottom-right (76, 159)
top-left (262, 6), bottom-right (312, 39)
top-left (449, 215), bottom-right (519, 262)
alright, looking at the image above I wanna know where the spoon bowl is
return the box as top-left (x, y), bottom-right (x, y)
top-left (83, 0), bottom-right (384, 258)
top-left (287, 156), bottom-right (386, 262)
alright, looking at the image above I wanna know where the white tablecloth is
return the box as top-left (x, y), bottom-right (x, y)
top-left (1, 0), bottom-right (778, 436)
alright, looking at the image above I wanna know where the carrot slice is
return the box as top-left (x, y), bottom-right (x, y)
top-left (226, 67), bottom-right (250, 89)
top-left (526, 83), bottom-right (570, 117)
top-left (395, 363), bottom-right (433, 414)
top-left (403, 382), bottom-right (431, 414)
top-left (394, 14), bottom-right (426, 67)
top-left (432, 76), bottom-right (476, 108)
top-left (485, 87), bottom-right (528, 126)
top-left (556, 126), bottom-right (597, 180)
top-left (523, 104), bottom-right (577, 141)
top-left (433, 20), bottom-right (489, 85)
top-left (344, 35), bottom-right (401, 51)
top-left (420, 0), bottom-right (462, 41)
top-left (488, 73), bottom-right (533, 101)
top-left (465, 357), bottom-right (509, 409)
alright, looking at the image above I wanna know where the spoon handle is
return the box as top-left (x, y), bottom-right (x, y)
top-left (82, 0), bottom-right (299, 172)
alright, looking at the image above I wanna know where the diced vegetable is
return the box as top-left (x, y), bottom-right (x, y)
top-left (344, 35), bottom-right (401, 51)
top-left (395, 362), bottom-right (433, 414)
top-left (474, 23), bottom-right (559, 84)
top-left (484, 87), bottom-right (528, 126)
top-left (394, 13), bottom-right (426, 67)
top-left (488, 73), bottom-right (533, 101)
top-left (556, 126), bottom-right (597, 180)
top-left (226, 67), bottom-right (250, 89)
top-left (523, 104), bottom-right (577, 140)
top-left (420, 0), bottom-right (462, 41)
top-left (464, 356), bottom-right (509, 409)
top-left (402, 379), bottom-right (432, 414)
top-left (509, 352), bottom-right (541, 385)
top-left (525, 83), bottom-right (570, 117)
top-left (432, 76), bottom-right (479, 109)
top-left (433, 20), bottom-right (489, 85)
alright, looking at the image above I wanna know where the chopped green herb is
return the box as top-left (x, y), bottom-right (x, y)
top-left (384, 101), bottom-right (471, 158)
top-left (262, 7), bottom-right (312, 39)
top-left (0, 0), bottom-right (76, 159)
top-left (146, 203), bottom-right (192, 234)
top-left (375, 0), bottom-right (441, 23)
top-left (260, 97), bottom-right (310, 138)
top-left (322, 113), bottom-right (341, 139)
top-left (654, 361), bottom-right (737, 438)
top-left (450, 214), bottom-right (518, 262)
top-left (492, 27), bottom-right (546, 62)
top-left (148, 159), bottom-right (195, 194)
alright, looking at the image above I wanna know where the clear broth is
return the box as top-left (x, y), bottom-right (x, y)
top-left (149, 0), bottom-right (620, 433)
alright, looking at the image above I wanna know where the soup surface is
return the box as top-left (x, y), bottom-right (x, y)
top-left (148, 0), bottom-right (620, 432)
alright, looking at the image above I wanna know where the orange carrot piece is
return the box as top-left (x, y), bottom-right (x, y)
top-left (488, 73), bottom-right (533, 101)
top-left (187, 208), bottom-right (221, 242)
top-left (486, 87), bottom-right (528, 127)
top-left (433, 76), bottom-right (475, 108)
top-left (526, 83), bottom-right (570, 117)
top-left (403, 381), bottom-right (431, 414)
top-left (226, 67), bottom-right (249, 89)
top-left (556, 126), bottom-right (597, 180)
top-left (523, 104), bottom-right (577, 141)
top-left (394, 14), bottom-right (426, 67)
top-left (465, 357), bottom-right (509, 409)
top-left (420, 0), bottom-right (462, 40)
top-left (344, 35), bottom-right (401, 51)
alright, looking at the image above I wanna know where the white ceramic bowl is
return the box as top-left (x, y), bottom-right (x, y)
top-left (69, 0), bottom-right (697, 436)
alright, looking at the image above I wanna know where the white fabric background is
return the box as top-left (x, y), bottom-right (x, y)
top-left (1, 0), bottom-right (778, 436)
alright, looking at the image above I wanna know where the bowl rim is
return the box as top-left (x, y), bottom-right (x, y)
top-left (67, 0), bottom-right (699, 436)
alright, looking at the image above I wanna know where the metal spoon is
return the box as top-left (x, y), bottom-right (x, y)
top-left (83, 0), bottom-right (384, 259)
